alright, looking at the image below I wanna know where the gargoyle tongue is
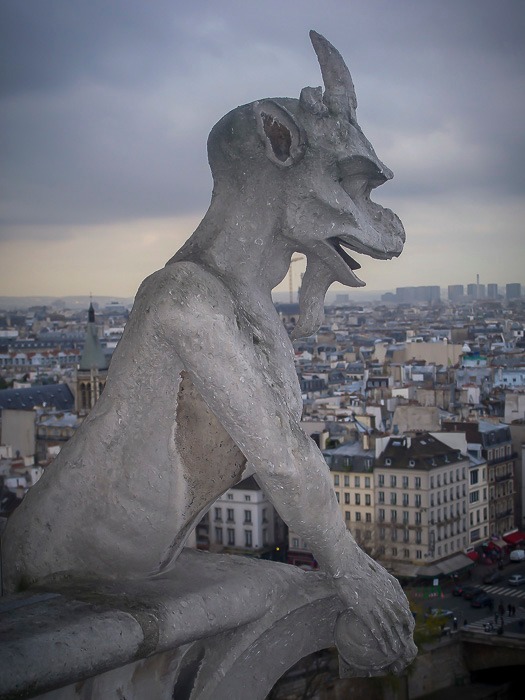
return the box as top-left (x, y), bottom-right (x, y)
top-left (291, 255), bottom-right (335, 339)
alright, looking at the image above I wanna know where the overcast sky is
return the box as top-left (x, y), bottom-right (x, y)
top-left (1, 0), bottom-right (524, 299)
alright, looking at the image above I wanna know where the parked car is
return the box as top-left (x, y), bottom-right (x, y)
top-left (508, 574), bottom-right (525, 587)
top-left (424, 608), bottom-right (455, 621)
top-left (483, 571), bottom-right (503, 585)
top-left (471, 592), bottom-right (494, 608)
top-left (452, 584), bottom-right (466, 596)
top-left (462, 586), bottom-right (482, 600)
top-left (510, 549), bottom-right (525, 562)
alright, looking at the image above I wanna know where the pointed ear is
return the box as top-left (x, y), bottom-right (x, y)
top-left (253, 100), bottom-right (307, 167)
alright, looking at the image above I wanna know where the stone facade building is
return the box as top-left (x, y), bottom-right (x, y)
top-left (374, 434), bottom-right (470, 575)
top-left (443, 420), bottom-right (516, 537)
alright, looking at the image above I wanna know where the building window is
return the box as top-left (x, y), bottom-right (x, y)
top-left (355, 512), bottom-right (361, 521)
top-left (227, 528), bottom-right (235, 546)
top-left (415, 494), bottom-right (421, 507)
top-left (416, 550), bottom-right (422, 560)
top-left (214, 507), bottom-right (222, 521)
top-left (292, 537), bottom-right (299, 548)
top-left (378, 474), bottom-right (385, 487)
top-left (403, 511), bottom-right (409, 524)
top-left (404, 549), bottom-right (410, 558)
top-left (344, 475), bottom-right (350, 487)
top-left (262, 508), bottom-right (268, 523)
top-left (336, 492), bottom-right (340, 503)
top-left (244, 509), bottom-right (252, 524)
top-left (365, 512), bottom-right (372, 522)
top-left (390, 475), bottom-right (397, 488)
top-left (344, 493), bottom-right (350, 504)
top-left (379, 508), bottom-right (385, 521)
top-left (378, 491), bottom-right (385, 503)
top-left (245, 495), bottom-right (251, 502)
top-left (244, 530), bottom-right (252, 547)
top-left (365, 494), bottom-right (371, 506)
top-left (334, 475), bottom-right (340, 486)
top-left (402, 476), bottom-right (409, 489)
top-left (402, 493), bottom-right (409, 506)
top-left (470, 470), bottom-right (479, 485)
top-left (391, 509), bottom-right (397, 522)
top-left (415, 512), bottom-right (422, 525)
top-left (345, 511), bottom-right (351, 521)
top-left (379, 527), bottom-right (386, 540)
top-left (415, 477), bottom-right (421, 489)
top-left (227, 508), bottom-right (235, 522)
top-left (403, 530), bottom-right (409, 543)
top-left (227, 493), bottom-right (234, 500)
top-left (390, 493), bottom-right (397, 505)
top-left (392, 547), bottom-right (398, 557)
top-left (355, 476), bottom-right (360, 488)
top-left (365, 477), bottom-right (371, 488)
top-left (215, 527), bottom-right (223, 544)
top-left (355, 494), bottom-right (361, 505)
top-left (416, 530), bottom-right (422, 544)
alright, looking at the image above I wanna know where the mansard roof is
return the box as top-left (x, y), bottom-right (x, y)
top-left (379, 433), bottom-right (464, 471)
top-left (0, 383), bottom-right (75, 411)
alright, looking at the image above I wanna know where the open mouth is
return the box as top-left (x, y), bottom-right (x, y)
top-left (330, 237), bottom-right (362, 270)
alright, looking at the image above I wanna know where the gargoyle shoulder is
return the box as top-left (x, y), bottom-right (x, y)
top-left (134, 261), bottom-right (237, 340)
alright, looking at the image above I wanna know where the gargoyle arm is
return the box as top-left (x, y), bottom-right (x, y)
top-left (145, 261), bottom-right (356, 576)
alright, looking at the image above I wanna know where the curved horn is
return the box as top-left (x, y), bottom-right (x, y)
top-left (309, 30), bottom-right (357, 121)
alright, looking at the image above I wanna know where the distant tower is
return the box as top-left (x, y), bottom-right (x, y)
top-left (76, 303), bottom-right (109, 415)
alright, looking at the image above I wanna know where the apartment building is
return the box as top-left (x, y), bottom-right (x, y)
top-left (324, 440), bottom-right (375, 552)
top-left (210, 476), bottom-right (276, 554)
top-left (374, 434), bottom-right (470, 574)
top-left (443, 420), bottom-right (516, 537)
top-left (431, 431), bottom-right (490, 549)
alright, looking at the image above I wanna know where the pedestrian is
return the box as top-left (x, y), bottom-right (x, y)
top-left (463, 618), bottom-right (468, 626)
top-left (488, 598), bottom-right (494, 612)
top-left (498, 602), bottom-right (505, 616)
top-left (453, 617), bottom-right (458, 631)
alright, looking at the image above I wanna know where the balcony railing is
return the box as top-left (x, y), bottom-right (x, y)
top-left (488, 452), bottom-right (518, 466)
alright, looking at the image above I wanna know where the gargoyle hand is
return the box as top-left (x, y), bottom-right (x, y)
top-left (332, 547), bottom-right (417, 676)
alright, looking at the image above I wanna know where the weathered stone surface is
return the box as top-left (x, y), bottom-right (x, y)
top-left (2, 31), bottom-right (416, 679)
top-left (0, 550), bottom-right (357, 699)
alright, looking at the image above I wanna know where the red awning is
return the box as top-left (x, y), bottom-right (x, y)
top-left (503, 531), bottom-right (525, 546)
top-left (466, 550), bottom-right (479, 561)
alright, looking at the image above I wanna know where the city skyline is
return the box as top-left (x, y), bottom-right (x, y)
top-left (1, 1), bottom-right (524, 297)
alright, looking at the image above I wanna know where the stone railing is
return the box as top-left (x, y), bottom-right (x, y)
top-left (1, 549), bottom-right (347, 700)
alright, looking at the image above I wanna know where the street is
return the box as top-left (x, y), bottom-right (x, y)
top-left (427, 560), bottom-right (525, 626)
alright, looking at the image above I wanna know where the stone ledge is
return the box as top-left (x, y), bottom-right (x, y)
top-left (0, 549), bottom-right (339, 700)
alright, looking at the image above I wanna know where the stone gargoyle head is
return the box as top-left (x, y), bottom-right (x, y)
top-left (197, 31), bottom-right (405, 337)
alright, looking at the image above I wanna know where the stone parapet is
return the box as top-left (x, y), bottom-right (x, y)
top-left (0, 549), bottom-right (342, 700)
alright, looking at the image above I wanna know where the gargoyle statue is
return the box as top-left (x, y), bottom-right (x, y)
top-left (3, 31), bottom-right (417, 676)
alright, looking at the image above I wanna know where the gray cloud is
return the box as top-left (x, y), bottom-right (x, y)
top-left (1, 0), bottom-right (524, 266)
